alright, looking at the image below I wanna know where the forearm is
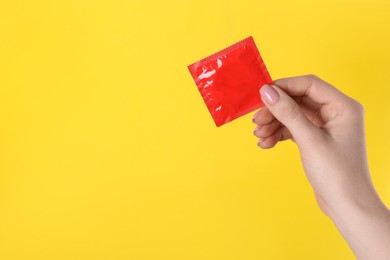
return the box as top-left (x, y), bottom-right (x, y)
top-left (327, 182), bottom-right (390, 260)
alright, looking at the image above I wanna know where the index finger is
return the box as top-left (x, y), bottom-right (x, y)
top-left (274, 74), bottom-right (348, 105)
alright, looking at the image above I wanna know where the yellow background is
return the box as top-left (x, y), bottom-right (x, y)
top-left (1, 0), bottom-right (390, 259)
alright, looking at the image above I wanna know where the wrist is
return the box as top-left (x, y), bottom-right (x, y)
top-left (326, 181), bottom-right (387, 221)
top-left (345, 179), bottom-right (384, 210)
top-left (323, 180), bottom-right (390, 260)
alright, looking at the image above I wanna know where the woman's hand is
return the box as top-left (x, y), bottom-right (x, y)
top-left (252, 75), bottom-right (390, 260)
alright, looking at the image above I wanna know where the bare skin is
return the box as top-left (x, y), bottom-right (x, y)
top-left (253, 75), bottom-right (390, 260)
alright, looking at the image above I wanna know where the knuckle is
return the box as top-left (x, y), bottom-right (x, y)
top-left (306, 74), bottom-right (320, 82)
top-left (354, 101), bottom-right (365, 118)
top-left (350, 98), bottom-right (364, 115)
top-left (303, 74), bottom-right (322, 93)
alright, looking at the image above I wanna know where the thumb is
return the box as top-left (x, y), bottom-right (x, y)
top-left (259, 84), bottom-right (318, 141)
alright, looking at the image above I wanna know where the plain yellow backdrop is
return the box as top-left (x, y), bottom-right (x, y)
top-left (1, 0), bottom-right (390, 259)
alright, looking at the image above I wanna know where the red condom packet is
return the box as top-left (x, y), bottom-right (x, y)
top-left (188, 36), bottom-right (273, 127)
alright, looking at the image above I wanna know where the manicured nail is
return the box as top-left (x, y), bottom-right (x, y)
top-left (252, 115), bottom-right (257, 123)
top-left (257, 138), bottom-right (266, 147)
top-left (260, 84), bottom-right (279, 105)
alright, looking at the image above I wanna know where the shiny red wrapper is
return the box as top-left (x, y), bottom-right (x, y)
top-left (188, 36), bottom-right (273, 127)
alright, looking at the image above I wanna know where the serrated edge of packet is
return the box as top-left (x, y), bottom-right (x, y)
top-left (187, 36), bottom-right (254, 70)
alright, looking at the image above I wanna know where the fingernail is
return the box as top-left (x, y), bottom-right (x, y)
top-left (260, 84), bottom-right (279, 105)
top-left (257, 138), bottom-right (266, 147)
